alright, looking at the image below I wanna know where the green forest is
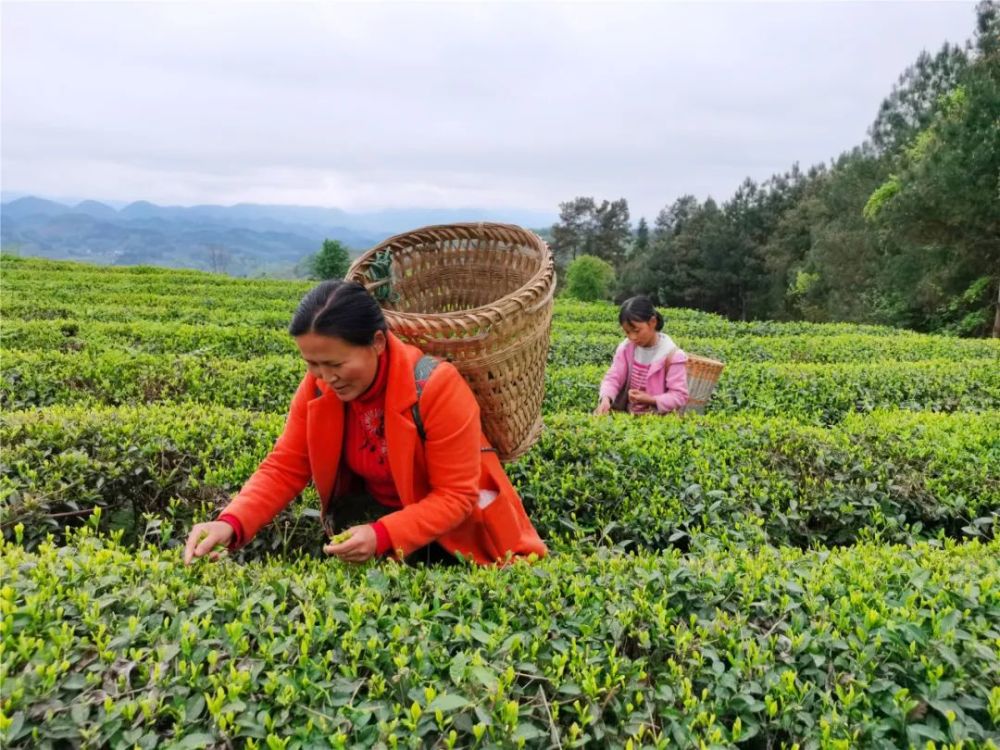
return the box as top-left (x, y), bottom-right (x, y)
top-left (550, 1), bottom-right (999, 337)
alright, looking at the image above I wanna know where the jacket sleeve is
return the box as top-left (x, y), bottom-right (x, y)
top-left (217, 374), bottom-right (314, 543)
top-left (377, 363), bottom-right (480, 556)
top-left (598, 341), bottom-right (629, 401)
top-left (655, 353), bottom-right (689, 413)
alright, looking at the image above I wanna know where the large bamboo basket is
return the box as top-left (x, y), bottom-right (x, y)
top-left (681, 354), bottom-right (725, 414)
top-left (347, 222), bottom-right (556, 461)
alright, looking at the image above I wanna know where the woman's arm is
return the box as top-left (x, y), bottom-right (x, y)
top-left (216, 374), bottom-right (315, 543)
top-left (377, 363), bottom-right (480, 557)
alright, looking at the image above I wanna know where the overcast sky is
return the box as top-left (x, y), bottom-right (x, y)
top-left (1, 1), bottom-right (979, 219)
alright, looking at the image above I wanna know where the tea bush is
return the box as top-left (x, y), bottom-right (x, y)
top-left (3, 257), bottom-right (999, 749)
top-left (4, 352), bottom-right (998, 425)
top-left (2, 530), bottom-right (998, 749)
top-left (3, 406), bottom-right (996, 553)
top-left (4, 320), bottom-right (998, 365)
top-left (546, 332), bottom-right (999, 368)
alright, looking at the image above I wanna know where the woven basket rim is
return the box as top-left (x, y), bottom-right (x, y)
top-left (346, 222), bottom-right (555, 327)
top-left (686, 353), bottom-right (726, 368)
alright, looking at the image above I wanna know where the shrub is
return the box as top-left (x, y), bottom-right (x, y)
top-left (565, 255), bottom-right (615, 301)
top-left (1, 530), bottom-right (997, 748)
top-left (3, 405), bottom-right (996, 553)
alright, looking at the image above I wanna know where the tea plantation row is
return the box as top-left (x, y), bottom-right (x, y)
top-left (4, 350), bottom-right (998, 426)
top-left (4, 318), bottom-right (998, 365)
top-left (1, 257), bottom-right (997, 749)
top-left (2, 530), bottom-right (998, 749)
top-left (3, 405), bottom-right (997, 554)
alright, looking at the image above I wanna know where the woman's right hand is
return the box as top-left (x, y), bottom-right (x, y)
top-left (593, 396), bottom-right (612, 416)
top-left (183, 521), bottom-right (235, 565)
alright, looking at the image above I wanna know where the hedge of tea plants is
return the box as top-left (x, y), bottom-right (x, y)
top-left (1, 257), bottom-right (998, 749)
top-left (5, 319), bottom-right (999, 365)
top-left (4, 351), bottom-right (998, 426)
top-left (543, 361), bottom-right (1000, 422)
top-left (2, 529), bottom-right (999, 749)
top-left (2, 405), bottom-right (997, 554)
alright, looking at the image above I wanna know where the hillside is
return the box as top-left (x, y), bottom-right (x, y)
top-left (1, 257), bottom-right (998, 748)
top-left (0, 197), bottom-right (556, 277)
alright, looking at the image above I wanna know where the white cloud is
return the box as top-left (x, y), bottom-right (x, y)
top-left (1, 1), bottom-right (978, 217)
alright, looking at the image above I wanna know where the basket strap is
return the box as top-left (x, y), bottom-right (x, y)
top-left (412, 355), bottom-right (496, 453)
top-left (412, 354), bottom-right (441, 442)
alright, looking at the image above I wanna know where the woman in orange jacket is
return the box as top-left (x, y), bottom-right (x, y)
top-left (183, 280), bottom-right (547, 567)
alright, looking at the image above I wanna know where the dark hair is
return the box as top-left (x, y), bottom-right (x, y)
top-left (288, 280), bottom-right (387, 345)
top-left (618, 295), bottom-right (664, 331)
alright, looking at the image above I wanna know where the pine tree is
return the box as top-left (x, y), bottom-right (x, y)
top-left (550, 197), bottom-right (596, 269)
top-left (309, 239), bottom-right (351, 280)
top-left (633, 217), bottom-right (649, 257)
top-left (592, 199), bottom-right (631, 272)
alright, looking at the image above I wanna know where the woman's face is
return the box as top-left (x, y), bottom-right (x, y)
top-left (621, 316), bottom-right (659, 348)
top-left (296, 331), bottom-right (386, 402)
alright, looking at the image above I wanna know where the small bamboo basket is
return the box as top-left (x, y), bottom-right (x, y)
top-left (347, 222), bottom-right (555, 462)
top-left (681, 354), bottom-right (725, 414)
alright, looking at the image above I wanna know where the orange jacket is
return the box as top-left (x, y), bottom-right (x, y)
top-left (220, 332), bottom-right (547, 565)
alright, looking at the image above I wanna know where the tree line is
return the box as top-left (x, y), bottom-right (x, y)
top-left (550, 1), bottom-right (999, 337)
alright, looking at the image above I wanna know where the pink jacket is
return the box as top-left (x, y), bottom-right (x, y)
top-left (599, 340), bottom-right (689, 414)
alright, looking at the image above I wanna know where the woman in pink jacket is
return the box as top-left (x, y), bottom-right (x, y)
top-left (594, 296), bottom-right (689, 416)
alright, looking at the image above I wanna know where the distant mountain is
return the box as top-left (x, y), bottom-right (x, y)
top-left (0, 196), bottom-right (555, 277)
top-left (118, 200), bottom-right (165, 220)
top-left (108, 201), bottom-right (553, 235)
top-left (2, 196), bottom-right (70, 219)
top-left (74, 201), bottom-right (119, 219)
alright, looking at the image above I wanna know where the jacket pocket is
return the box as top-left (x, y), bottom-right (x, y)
top-left (480, 493), bottom-right (529, 562)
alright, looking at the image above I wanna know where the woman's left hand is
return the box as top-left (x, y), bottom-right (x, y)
top-left (323, 524), bottom-right (377, 563)
top-left (628, 389), bottom-right (655, 406)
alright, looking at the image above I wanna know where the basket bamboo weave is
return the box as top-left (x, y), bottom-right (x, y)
top-left (681, 354), bottom-right (725, 414)
top-left (347, 223), bottom-right (556, 462)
